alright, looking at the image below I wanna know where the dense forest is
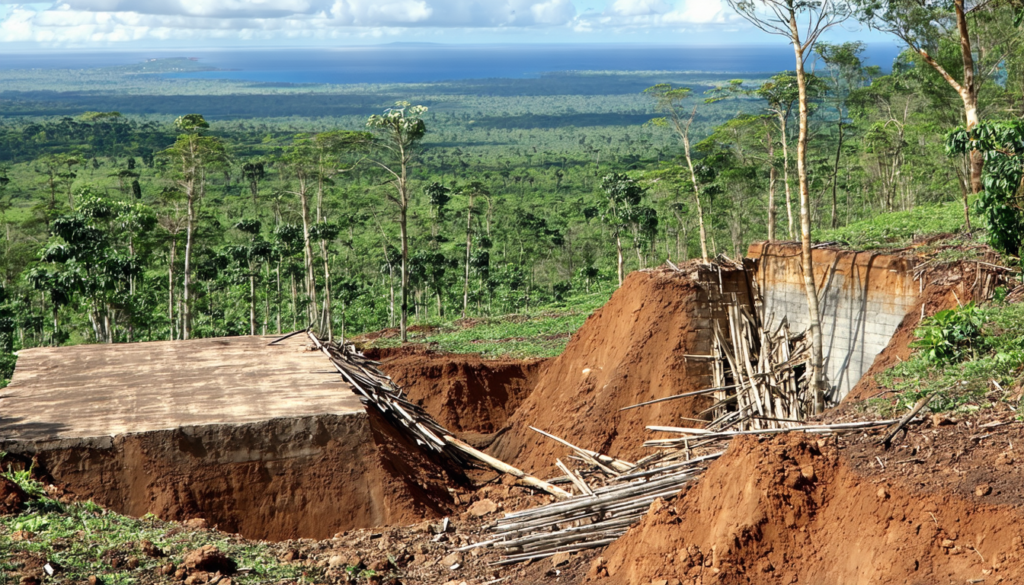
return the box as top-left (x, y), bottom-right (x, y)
top-left (0, 0), bottom-right (1020, 383)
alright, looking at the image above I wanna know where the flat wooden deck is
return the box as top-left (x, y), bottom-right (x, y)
top-left (0, 335), bottom-right (361, 441)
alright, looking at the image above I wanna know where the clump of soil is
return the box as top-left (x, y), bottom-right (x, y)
top-left (0, 477), bottom-right (27, 514)
top-left (598, 433), bottom-right (1024, 585)
top-left (490, 268), bottom-right (715, 472)
top-left (364, 346), bottom-right (544, 433)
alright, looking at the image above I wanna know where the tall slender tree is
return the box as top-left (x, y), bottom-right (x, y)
top-left (729, 0), bottom-right (851, 414)
top-left (367, 102), bottom-right (428, 343)
top-left (162, 114), bottom-right (226, 340)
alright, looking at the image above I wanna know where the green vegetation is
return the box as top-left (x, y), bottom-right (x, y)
top-left (367, 284), bottom-right (614, 359)
top-left (875, 300), bottom-right (1024, 416)
top-left (0, 0), bottom-right (1016, 388)
top-left (813, 198), bottom-right (977, 250)
top-left (0, 467), bottom-right (312, 585)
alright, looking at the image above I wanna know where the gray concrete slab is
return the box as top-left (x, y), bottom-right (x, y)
top-left (0, 335), bottom-right (361, 441)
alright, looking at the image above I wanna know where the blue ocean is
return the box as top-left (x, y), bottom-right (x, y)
top-left (0, 44), bottom-right (902, 84)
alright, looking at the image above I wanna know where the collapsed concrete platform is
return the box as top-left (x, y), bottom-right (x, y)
top-left (0, 335), bottom-right (449, 540)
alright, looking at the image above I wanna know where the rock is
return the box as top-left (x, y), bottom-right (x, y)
top-left (975, 484), bottom-right (992, 497)
top-left (87, 576), bottom-right (103, 585)
top-left (0, 477), bottom-right (28, 515)
top-left (184, 572), bottom-right (209, 585)
top-left (347, 555), bottom-right (364, 569)
top-left (126, 557), bottom-right (140, 570)
top-left (588, 556), bottom-right (608, 578)
top-left (368, 559), bottom-right (390, 572)
top-left (468, 498), bottom-right (499, 517)
top-left (158, 564), bottom-right (175, 576)
top-left (19, 576), bottom-right (40, 585)
top-left (442, 552), bottom-right (463, 569)
top-left (876, 487), bottom-right (889, 500)
top-left (174, 568), bottom-right (188, 580)
top-left (652, 580), bottom-right (669, 585)
top-left (141, 540), bottom-right (164, 558)
top-left (800, 465), bottom-right (816, 482)
top-left (941, 539), bottom-right (956, 549)
top-left (931, 413), bottom-right (956, 426)
top-left (183, 546), bottom-right (237, 575)
top-left (183, 518), bottom-right (209, 530)
top-left (995, 452), bottom-right (1015, 467)
top-left (11, 530), bottom-right (33, 541)
top-left (551, 552), bottom-right (572, 567)
top-left (328, 555), bottom-right (347, 568)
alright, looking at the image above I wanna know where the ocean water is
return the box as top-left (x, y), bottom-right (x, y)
top-left (1, 44), bottom-right (902, 85)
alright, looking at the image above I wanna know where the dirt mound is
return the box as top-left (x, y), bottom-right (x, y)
top-left (490, 268), bottom-right (718, 472)
top-left (599, 433), bottom-right (1024, 585)
top-left (364, 346), bottom-right (544, 433)
top-left (0, 477), bottom-right (27, 514)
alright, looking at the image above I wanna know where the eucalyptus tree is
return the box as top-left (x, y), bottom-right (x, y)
top-left (162, 114), bottom-right (227, 340)
top-left (854, 0), bottom-right (1021, 201)
top-left (366, 102), bottom-right (428, 343)
top-left (728, 0), bottom-right (852, 414)
top-left (458, 181), bottom-right (489, 317)
top-left (230, 219), bottom-right (273, 336)
top-left (601, 173), bottom-right (656, 285)
top-left (644, 85), bottom-right (711, 262)
top-left (815, 42), bottom-right (874, 228)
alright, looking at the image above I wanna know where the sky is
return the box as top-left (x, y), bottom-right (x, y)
top-left (0, 0), bottom-right (890, 49)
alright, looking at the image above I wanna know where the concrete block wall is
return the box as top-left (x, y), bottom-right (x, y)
top-left (747, 243), bottom-right (920, 401)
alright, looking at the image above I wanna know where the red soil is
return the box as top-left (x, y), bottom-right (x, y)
top-left (598, 433), bottom-right (1024, 585)
top-left (490, 268), bottom-right (716, 473)
top-left (22, 413), bottom-right (456, 541)
top-left (0, 477), bottom-right (27, 514)
top-left (364, 346), bottom-right (544, 433)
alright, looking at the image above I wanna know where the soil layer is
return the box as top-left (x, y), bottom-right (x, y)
top-left (2, 413), bottom-right (454, 541)
top-left (490, 267), bottom-right (719, 473)
top-left (364, 346), bottom-right (544, 433)
top-left (598, 432), bottom-right (1024, 585)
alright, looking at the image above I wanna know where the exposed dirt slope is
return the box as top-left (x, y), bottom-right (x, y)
top-left (598, 433), bottom-right (1024, 585)
top-left (364, 346), bottom-right (544, 433)
top-left (490, 268), bottom-right (715, 472)
top-left (14, 413), bottom-right (454, 541)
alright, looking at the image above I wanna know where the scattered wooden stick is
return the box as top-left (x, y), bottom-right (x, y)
top-left (881, 392), bottom-right (937, 448)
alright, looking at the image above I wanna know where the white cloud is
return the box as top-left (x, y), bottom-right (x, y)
top-left (0, 0), bottom-right (745, 45)
top-left (608, 0), bottom-right (670, 17)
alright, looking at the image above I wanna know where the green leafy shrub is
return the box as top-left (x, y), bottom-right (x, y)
top-left (911, 302), bottom-right (986, 364)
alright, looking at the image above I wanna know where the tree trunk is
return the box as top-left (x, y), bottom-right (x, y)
top-left (779, 113), bottom-right (796, 240)
top-left (616, 231), bottom-right (624, 286)
top-left (768, 135), bottom-right (778, 242)
top-left (183, 183), bottom-right (194, 340)
top-left (830, 114), bottom-right (844, 229)
top-left (463, 195), bottom-right (473, 318)
top-left (298, 178), bottom-right (319, 327)
top-left (168, 237), bottom-right (176, 341)
top-left (249, 272), bottom-right (256, 336)
top-left (400, 202), bottom-right (409, 342)
top-left (791, 18), bottom-right (826, 415)
top-left (681, 119), bottom-right (710, 263)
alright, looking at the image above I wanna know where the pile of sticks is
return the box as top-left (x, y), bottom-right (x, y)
top-left (302, 331), bottom-right (571, 499)
top-left (477, 453), bottom-right (716, 565)
top-left (704, 305), bottom-right (815, 432)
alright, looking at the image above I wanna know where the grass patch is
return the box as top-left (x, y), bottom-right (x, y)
top-left (367, 286), bottom-right (614, 359)
top-left (815, 198), bottom-right (979, 250)
top-left (871, 300), bottom-right (1024, 417)
top-left (1, 468), bottom-right (311, 585)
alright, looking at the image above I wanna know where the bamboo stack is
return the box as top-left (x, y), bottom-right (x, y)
top-left (302, 331), bottom-right (571, 499)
